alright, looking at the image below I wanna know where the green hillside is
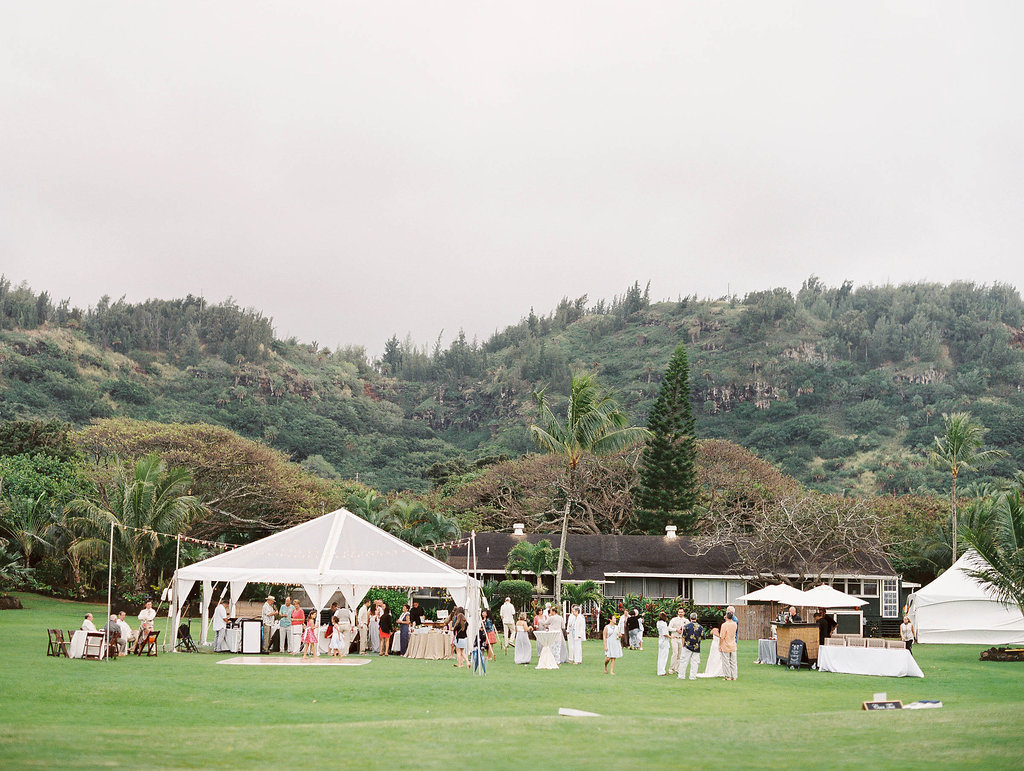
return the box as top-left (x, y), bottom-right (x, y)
top-left (2, 276), bottom-right (1023, 496)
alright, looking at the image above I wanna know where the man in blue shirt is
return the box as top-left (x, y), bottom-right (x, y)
top-left (677, 612), bottom-right (704, 681)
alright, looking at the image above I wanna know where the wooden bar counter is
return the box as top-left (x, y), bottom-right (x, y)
top-left (775, 622), bottom-right (820, 662)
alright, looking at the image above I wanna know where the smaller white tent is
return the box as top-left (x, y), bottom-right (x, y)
top-left (170, 509), bottom-right (481, 649)
top-left (909, 551), bottom-right (1024, 645)
top-left (735, 584), bottom-right (814, 606)
top-left (803, 585), bottom-right (867, 608)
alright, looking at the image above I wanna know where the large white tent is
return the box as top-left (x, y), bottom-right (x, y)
top-left (909, 551), bottom-right (1024, 645)
top-left (170, 509), bottom-right (481, 650)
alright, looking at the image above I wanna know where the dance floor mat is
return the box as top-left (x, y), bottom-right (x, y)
top-left (217, 656), bottom-right (371, 666)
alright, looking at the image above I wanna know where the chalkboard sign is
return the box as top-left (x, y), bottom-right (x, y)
top-left (862, 700), bottom-right (903, 710)
top-left (787, 640), bottom-right (806, 669)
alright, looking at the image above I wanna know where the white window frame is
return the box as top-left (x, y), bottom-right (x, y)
top-left (881, 578), bottom-right (899, 619)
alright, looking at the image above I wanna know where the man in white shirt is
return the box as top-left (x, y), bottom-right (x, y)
top-left (667, 608), bottom-right (686, 675)
top-left (81, 613), bottom-right (97, 632)
top-left (335, 604), bottom-right (355, 650)
top-left (499, 598), bottom-right (516, 651)
top-left (566, 605), bottom-right (586, 664)
top-left (261, 596), bottom-right (276, 652)
top-left (213, 599), bottom-right (229, 652)
top-left (357, 600), bottom-right (370, 654)
top-left (137, 600), bottom-right (156, 634)
top-left (116, 611), bottom-right (133, 655)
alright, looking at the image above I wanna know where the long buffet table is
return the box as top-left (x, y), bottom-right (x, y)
top-left (817, 646), bottom-right (924, 678)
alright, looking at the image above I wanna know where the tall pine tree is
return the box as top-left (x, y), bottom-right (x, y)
top-left (636, 343), bottom-right (698, 533)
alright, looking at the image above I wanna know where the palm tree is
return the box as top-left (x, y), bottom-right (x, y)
top-left (0, 537), bottom-right (32, 589)
top-left (530, 373), bottom-right (650, 602)
top-left (386, 499), bottom-right (429, 533)
top-left (929, 413), bottom-right (1006, 566)
top-left (347, 490), bottom-right (392, 529)
top-left (0, 495), bottom-right (53, 568)
top-left (562, 579), bottom-right (603, 608)
top-left (505, 539), bottom-right (569, 594)
top-left (961, 480), bottom-right (1024, 616)
top-left (70, 454), bottom-right (207, 593)
top-left (405, 509), bottom-right (461, 548)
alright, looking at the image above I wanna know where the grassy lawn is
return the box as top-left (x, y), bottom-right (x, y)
top-left (1, 593), bottom-right (1022, 769)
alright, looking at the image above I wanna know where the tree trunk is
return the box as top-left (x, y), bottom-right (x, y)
top-left (554, 479), bottom-right (572, 604)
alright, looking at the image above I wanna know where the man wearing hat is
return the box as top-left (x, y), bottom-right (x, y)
top-left (261, 595), bottom-right (277, 652)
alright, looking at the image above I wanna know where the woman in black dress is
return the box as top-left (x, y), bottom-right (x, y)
top-left (378, 605), bottom-right (394, 656)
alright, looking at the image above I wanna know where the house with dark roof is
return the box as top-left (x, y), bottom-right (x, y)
top-left (449, 524), bottom-right (917, 631)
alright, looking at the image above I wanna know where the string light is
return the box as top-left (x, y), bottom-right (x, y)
top-left (115, 524), bottom-right (237, 550)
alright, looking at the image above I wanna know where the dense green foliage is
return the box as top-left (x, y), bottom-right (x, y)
top-left (3, 275), bottom-right (1022, 497)
top-left (636, 343), bottom-right (698, 533)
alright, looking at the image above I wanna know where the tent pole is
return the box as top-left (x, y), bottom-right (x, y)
top-left (169, 534), bottom-right (181, 652)
top-left (105, 521), bottom-right (114, 662)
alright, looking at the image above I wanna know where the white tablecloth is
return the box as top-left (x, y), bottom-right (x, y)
top-left (534, 631), bottom-right (560, 670)
top-left (757, 638), bottom-right (778, 664)
top-left (817, 646), bottom-right (924, 678)
top-left (69, 630), bottom-right (108, 659)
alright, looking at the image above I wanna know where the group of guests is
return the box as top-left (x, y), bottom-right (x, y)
top-left (501, 599), bottom-right (587, 667)
top-left (83, 599), bottom-right (158, 656)
top-left (496, 598), bottom-right (743, 680)
top-left (358, 599), bottom-right (425, 656)
top-left (254, 595), bottom-right (313, 655)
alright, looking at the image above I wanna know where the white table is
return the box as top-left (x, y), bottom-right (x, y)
top-left (69, 630), bottom-right (108, 659)
top-left (534, 631), bottom-right (561, 670)
top-left (757, 638), bottom-right (778, 664)
top-left (817, 646), bottom-right (924, 678)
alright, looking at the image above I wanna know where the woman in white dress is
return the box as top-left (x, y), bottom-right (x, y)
top-left (698, 629), bottom-right (724, 678)
top-left (513, 613), bottom-right (533, 665)
top-left (656, 612), bottom-right (671, 675)
top-left (369, 604), bottom-right (381, 653)
top-left (604, 615), bottom-right (623, 675)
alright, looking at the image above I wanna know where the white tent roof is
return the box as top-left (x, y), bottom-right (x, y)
top-left (909, 551), bottom-right (1024, 645)
top-left (177, 508), bottom-right (476, 590)
top-left (803, 584), bottom-right (868, 608)
top-left (172, 509), bottom-right (481, 648)
top-left (735, 583), bottom-right (814, 606)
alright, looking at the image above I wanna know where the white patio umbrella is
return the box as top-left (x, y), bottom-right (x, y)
top-left (735, 584), bottom-right (814, 607)
top-left (802, 584), bottom-right (867, 608)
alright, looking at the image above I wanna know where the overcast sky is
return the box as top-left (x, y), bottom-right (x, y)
top-left (2, 2), bottom-right (1022, 356)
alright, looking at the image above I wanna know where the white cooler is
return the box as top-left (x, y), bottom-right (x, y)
top-left (240, 620), bottom-right (262, 653)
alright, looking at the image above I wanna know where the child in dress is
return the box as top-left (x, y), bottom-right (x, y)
top-left (329, 618), bottom-right (345, 658)
top-left (301, 613), bottom-right (318, 659)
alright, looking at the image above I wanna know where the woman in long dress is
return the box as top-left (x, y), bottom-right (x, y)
top-left (604, 615), bottom-right (623, 675)
top-left (656, 612), bottom-right (671, 675)
top-left (369, 604), bottom-right (381, 653)
top-left (397, 605), bottom-right (411, 656)
top-left (513, 612), bottom-right (533, 665)
top-left (697, 629), bottom-right (724, 678)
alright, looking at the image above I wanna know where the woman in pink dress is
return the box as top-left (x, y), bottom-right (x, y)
top-left (290, 602), bottom-right (306, 654)
top-left (301, 613), bottom-right (318, 659)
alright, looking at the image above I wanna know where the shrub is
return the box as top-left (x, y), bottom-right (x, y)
top-left (491, 579), bottom-right (533, 615)
top-left (819, 436), bottom-right (856, 459)
top-left (364, 588), bottom-right (409, 619)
